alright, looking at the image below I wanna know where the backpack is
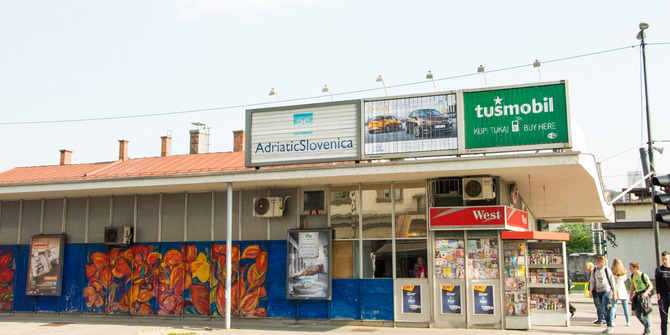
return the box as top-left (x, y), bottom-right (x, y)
top-left (592, 267), bottom-right (614, 292)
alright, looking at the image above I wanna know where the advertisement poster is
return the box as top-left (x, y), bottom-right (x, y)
top-left (463, 82), bottom-right (569, 150)
top-left (287, 229), bottom-right (332, 300)
top-left (473, 285), bottom-right (495, 315)
top-left (26, 235), bottom-right (65, 296)
top-left (441, 285), bottom-right (462, 314)
top-left (402, 285), bottom-right (422, 313)
top-left (363, 94), bottom-right (457, 158)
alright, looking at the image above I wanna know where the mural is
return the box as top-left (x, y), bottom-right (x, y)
top-left (184, 244), bottom-right (211, 315)
top-left (0, 246), bottom-right (14, 311)
top-left (131, 245), bottom-right (160, 315)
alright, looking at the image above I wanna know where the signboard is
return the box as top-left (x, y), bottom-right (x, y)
top-left (441, 285), bottom-right (462, 314)
top-left (287, 229), bottom-right (332, 300)
top-left (363, 94), bottom-right (457, 158)
top-left (463, 82), bottom-right (570, 152)
top-left (246, 101), bottom-right (361, 167)
top-left (473, 285), bottom-right (495, 314)
top-left (26, 235), bottom-right (65, 296)
top-left (430, 206), bottom-right (528, 231)
top-left (402, 285), bottom-right (422, 313)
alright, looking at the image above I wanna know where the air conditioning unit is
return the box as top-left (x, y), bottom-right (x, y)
top-left (462, 177), bottom-right (496, 201)
top-left (104, 226), bottom-right (133, 246)
top-left (253, 197), bottom-right (285, 217)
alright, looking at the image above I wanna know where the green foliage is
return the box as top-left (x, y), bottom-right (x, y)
top-left (556, 223), bottom-right (593, 254)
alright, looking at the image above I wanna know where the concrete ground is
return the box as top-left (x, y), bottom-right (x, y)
top-left (0, 293), bottom-right (663, 335)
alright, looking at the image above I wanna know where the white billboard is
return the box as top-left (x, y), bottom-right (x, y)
top-left (246, 101), bottom-right (361, 167)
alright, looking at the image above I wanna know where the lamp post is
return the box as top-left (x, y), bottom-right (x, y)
top-left (638, 22), bottom-right (661, 266)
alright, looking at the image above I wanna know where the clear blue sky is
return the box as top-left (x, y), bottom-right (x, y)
top-left (1, 0), bottom-right (669, 191)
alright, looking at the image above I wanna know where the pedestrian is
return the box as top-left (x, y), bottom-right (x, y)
top-left (586, 261), bottom-right (606, 324)
top-left (630, 261), bottom-right (654, 335)
top-left (589, 256), bottom-right (616, 333)
top-left (656, 251), bottom-right (670, 335)
top-left (609, 258), bottom-right (631, 327)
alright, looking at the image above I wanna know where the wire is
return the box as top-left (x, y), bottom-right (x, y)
top-left (0, 43), bottom-right (664, 126)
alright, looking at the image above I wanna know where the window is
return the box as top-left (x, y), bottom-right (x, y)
top-left (362, 240), bottom-right (392, 278)
top-left (395, 182), bottom-right (426, 238)
top-left (395, 240), bottom-right (428, 278)
top-left (362, 184), bottom-right (392, 238)
top-left (615, 210), bottom-right (626, 220)
top-left (330, 186), bottom-right (359, 239)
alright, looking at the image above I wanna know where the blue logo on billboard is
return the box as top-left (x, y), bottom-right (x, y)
top-left (293, 113), bottom-right (313, 135)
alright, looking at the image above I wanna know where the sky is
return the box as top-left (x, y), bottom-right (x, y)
top-left (1, 0), bottom-right (669, 192)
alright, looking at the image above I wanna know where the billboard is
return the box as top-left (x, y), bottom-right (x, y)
top-left (429, 206), bottom-right (529, 231)
top-left (26, 235), bottom-right (65, 296)
top-left (286, 229), bottom-right (332, 300)
top-left (246, 101), bottom-right (361, 167)
top-left (363, 94), bottom-right (458, 158)
top-left (463, 82), bottom-right (570, 152)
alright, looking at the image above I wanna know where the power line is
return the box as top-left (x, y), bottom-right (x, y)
top-left (0, 43), bottom-right (662, 126)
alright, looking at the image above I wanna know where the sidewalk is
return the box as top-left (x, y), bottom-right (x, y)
top-left (0, 293), bottom-right (663, 335)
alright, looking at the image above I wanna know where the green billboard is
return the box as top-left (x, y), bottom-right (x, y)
top-left (463, 82), bottom-right (569, 150)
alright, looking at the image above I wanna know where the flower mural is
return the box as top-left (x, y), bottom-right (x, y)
top-left (106, 247), bottom-right (133, 314)
top-left (158, 246), bottom-right (184, 315)
top-left (130, 245), bottom-right (161, 315)
top-left (83, 248), bottom-right (109, 313)
top-left (184, 244), bottom-right (211, 315)
top-left (0, 247), bottom-right (15, 312)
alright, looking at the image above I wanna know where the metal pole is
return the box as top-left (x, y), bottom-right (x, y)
top-left (639, 23), bottom-right (661, 267)
top-left (225, 182), bottom-right (233, 329)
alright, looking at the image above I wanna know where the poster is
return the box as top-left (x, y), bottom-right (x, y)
top-left (286, 229), bottom-right (332, 300)
top-left (441, 285), bottom-right (462, 314)
top-left (26, 235), bottom-right (65, 296)
top-left (473, 285), bottom-right (495, 315)
top-left (402, 285), bottom-right (422, 313)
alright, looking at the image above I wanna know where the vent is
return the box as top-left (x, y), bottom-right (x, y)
top-left (253, 197), bottom-right (286, 217)
top-left (462, 177), bottom-right (496, 200)
top-left (104, 226), bottom-right (133, 246)
top-left (432, 178), bottom-right (461, 197)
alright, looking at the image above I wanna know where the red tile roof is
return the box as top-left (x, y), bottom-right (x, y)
top-left (0, 151), bottom-right (249, 185)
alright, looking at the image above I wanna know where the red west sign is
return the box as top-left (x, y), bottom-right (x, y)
top-left (429, 206), bottom-right (528, 231)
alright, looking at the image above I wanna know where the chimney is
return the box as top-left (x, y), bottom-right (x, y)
top-left (161, 136), bottom-right (171, 157)
top-left (189, 127), bottom-right (208, 154)
top-left (119, 140), bottom-right (129, 161)
top-left (59, 149), bottom-right (72, 165)
top-left (233, 130), bottom-right (245, 152)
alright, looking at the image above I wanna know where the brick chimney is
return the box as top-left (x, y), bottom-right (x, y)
top-left (119, 140), bottom-right (129, 161)
top-left (233, 130), bottom-right (245, 152)
top-left (59, 149), bottom-right (72, 165)
top-left (161, 136), bottom-right (171, 157)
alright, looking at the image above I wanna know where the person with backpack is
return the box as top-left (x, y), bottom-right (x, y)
top-left (610, 258), bottom-right (631, 327)
top-left (586, 261), bottom-right (606, 324)
top-left (630, 261), bottom-right (654, 335)
top-left (589, 256), bottom-right (617, 334)
top-left (656, 251), bottom-right (670, 335)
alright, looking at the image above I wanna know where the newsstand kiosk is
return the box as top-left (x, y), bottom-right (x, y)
top-left (501, 231), bottom-right (570, 329)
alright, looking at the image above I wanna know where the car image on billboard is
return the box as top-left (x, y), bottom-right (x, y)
top-left (405, 109), bottom-right (453, 138)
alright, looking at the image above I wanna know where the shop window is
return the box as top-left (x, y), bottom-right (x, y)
top-left (376, 189), bottom-right (402, 203)
top-left (362, 184), bottom-right (392, 238)
top-left (362, 240), bottom-right (392, 278)
top-left (330, 186), bottom-right (359, 239)
top-left (394, 182), bottom-right (426, 238)
top-left (395, 240), bottom-right (428, 278)
top-left (466, 232), bottom-right (499, 279)
top-left (332, 240), bottom-right (359, 279)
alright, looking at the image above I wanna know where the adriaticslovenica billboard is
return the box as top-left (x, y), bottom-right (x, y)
top-left (463, 82), bottom-right (570, 152)
top-left (246, 101), bottom-right (361, 167)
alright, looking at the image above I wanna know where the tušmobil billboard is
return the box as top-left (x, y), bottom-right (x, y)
top-left (463, 82), bottom-right (570, 150)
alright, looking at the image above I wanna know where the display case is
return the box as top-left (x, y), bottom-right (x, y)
top-left (527, 241), bottom-right (569, 326)
top-left (503, 241), bottom-right (530, 330)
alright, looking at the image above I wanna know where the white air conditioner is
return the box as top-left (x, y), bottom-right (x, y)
top-left (462, 177), bottom-right (496, 200)
top-left (104, 226), bottom-right (133, 246)
top-left (253, 197), bottom-right (285, 217)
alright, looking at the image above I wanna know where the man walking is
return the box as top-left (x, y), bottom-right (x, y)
top-left (657, 251), bottom-right (670, 335)
top-left (590, 256), bottom-right (617, 333)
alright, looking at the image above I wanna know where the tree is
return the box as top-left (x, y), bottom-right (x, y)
top-left (556, 223), bottom-right (594, 254)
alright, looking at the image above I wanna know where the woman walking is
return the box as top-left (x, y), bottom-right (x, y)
top-left (630, 261), bottom-right (654, 335)
top-left (609, 258), bottom-right (631, 327)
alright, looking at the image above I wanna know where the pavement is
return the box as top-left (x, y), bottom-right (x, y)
top-left (0, 293), bottom-right (664, 335)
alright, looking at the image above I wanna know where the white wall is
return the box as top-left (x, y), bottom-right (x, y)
top-left (605, 228), bottom-right (670, 277)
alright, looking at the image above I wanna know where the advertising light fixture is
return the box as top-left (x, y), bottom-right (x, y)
top-left (376, 75), bottom-right (388, 96)
top-left (269, 88), bottom-right (282, 106)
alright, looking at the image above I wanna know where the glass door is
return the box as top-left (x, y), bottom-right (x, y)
top-left (433, 230), bottom-right (466, 328)
top-left (465, 230), bottom-right (502, 329)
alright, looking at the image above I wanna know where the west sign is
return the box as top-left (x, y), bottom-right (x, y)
top-left (429, 206), bottom-right (529, 231)
top-left (462, 81), bottom-right (570, 152)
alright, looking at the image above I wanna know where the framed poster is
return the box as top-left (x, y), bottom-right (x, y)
top-left (402, 285), bottom-right (422, 314)
top-left (26, 234), bottom-right (65, 296)
top-left (473, 285), bottom-right (495, 315)
top-left (441, 285), bottom-right (462, 314)
top-left (286, 229), bottom-right (332, 300)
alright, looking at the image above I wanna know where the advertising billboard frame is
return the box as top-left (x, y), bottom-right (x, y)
top-left (245, 100), bottom-right (362, 167)
top-left (286, 228), bottom-right (333, 300)
top-left (26, 234), bottom-right (66, 296)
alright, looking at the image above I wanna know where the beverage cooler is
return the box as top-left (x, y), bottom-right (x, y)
top-left (501, 231), bottom-right (570, 329)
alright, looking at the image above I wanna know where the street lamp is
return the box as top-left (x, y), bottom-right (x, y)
top-left (533, 59), bottom-right (542, 82)
top-left (269, 88), bottom-right (282, 106)
top-left (477, 65), bottom-right (488, 87)
top-left (426, 70), bottom-right (437, 91)
top-left (322, 85), bottom-right (334, 101)
top-left (376, 75), bottom-right (388, 96)
top-left (637, 22), bottom-right (660, 266)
